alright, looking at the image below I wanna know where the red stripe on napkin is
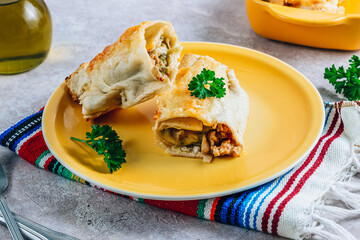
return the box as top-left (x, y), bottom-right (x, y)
top-left (144, 200), bottom-right (200, 217)
top-left (261, 109), bottom-right (339, 233)
top-left (210, 198), bottom-right (220, 221)
top-left (18, 131), bottom-right (48, 165)
top-left (271, 119), bottom-right (344, 235)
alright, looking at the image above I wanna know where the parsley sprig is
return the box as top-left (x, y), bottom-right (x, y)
top-left (324, 55), bottom-right (360, 101)
top-left (188, 68), bottom-right (226, 99)
top-left (71, 125), bottom-right (126, 173)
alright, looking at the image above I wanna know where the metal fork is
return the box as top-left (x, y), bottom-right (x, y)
top-left (0, 162), bottom-right (79, 240)
top-left (0, 162), bottom-right (24, 240)
top-left (0, 211), bottom-right (80, 240)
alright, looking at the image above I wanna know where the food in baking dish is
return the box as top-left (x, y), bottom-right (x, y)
top-left (266, 0), bottom-right (345, 14)
top-left (65, 21), bottom-right (182, 120)
top-left (153, 53), bottom-right (249, 163)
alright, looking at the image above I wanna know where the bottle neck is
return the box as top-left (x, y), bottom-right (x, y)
top-left (0, 0), bottom-right (20, 5)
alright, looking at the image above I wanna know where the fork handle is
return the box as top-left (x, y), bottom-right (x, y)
top-left (0, 211), bottom-right (80, 240)
top-left (10, 212), bottom-right (79, 240)
top-left (0, 195), bottom-right (24, 240)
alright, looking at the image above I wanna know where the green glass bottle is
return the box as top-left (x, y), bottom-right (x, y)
top-left (0, 0), bottom-right (52, 74)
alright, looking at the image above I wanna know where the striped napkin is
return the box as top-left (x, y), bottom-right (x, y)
top-left (1, 101), bottom-right (359, 240)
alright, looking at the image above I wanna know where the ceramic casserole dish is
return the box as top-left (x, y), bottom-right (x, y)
top-left (245, 0), bottom-right (360, 50)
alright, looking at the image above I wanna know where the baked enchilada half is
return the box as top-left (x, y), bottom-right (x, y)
top-left (153, 53), bottom-right (249, 163)
top-left (66, 21), bottom-right (182, 120)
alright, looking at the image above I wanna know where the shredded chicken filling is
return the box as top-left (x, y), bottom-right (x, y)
top-left (160, 124), bottom-right (241, 158)
top-left (149, 36), bottom-right (170, 79)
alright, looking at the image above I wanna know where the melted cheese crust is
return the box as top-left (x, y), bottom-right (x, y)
top-left (269, 0), bottom-right (345, 14)
top-left (66, 21), bottom-right (182, 120)
top-left (153, 54), bottom-right (250, 161)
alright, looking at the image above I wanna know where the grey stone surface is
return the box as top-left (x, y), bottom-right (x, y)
top-left (0, 0), bottom-right (359, 239)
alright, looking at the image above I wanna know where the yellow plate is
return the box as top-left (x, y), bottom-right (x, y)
top-left (246, 0), bottom-right (360, 50)
top-left (42, 42), bottom-right (324, 200)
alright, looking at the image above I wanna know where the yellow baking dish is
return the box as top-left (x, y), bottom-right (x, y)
top-left (245, 0), bottom-right (360, 50)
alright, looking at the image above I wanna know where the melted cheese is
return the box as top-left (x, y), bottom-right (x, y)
top-left (269, 0), bottom-right (345, 14)
top-left (153, 54), bottom-right (249, 159)
top-left (159, 117), bottom-right (204, 131)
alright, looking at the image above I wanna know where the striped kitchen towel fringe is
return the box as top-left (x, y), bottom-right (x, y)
top-left (1, 101), bottom-right (359, 239)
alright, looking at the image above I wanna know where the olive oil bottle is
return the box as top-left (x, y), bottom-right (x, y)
top-left (0, 0), bottom-right (52, 74)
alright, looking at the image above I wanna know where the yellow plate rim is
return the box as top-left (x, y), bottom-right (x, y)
top-left (42, 41), bottom-right (325, 200)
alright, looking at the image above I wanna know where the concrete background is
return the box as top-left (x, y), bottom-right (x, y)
top-left (0, 0), bottom-right (359, 239)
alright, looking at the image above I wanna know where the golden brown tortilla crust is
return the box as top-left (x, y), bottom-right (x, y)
top-left (86, 22), bottom-right (150, 73)
top-left (65, 84), bottom-right (118, 121)
top-left (64, 21), bottom-right (152, 119)
top-left (65, 21), bottom-right (181, 121)
top-left (65, 63), bottom-right (87, 103)
top-left (65, 22), bottom-right (151, 99)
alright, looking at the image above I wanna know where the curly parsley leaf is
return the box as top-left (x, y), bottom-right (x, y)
top-left (71, 124), bottom-right (126, 173)
top-left (210, 76), bottom-right (226, 98)
top-left (324, 55), bottom-right (360, 101)
top-left (188, 68), bottom-right (226, 99)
